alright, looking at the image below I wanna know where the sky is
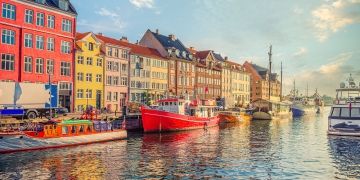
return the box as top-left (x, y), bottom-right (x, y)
top-left (73, 0), bottom-right (360, 97)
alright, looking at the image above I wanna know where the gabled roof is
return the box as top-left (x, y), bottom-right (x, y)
top-left (151, 31), bottom-right (188, 53)
top-left (29, 0), bottom-right (77, 15)
top-left (213, 52), bottom-right (224, 61)
top-left (96, 34), bottom-right (164, 59)
top-left (121, 43), bottom-right (166, 60)
top-left (96, 34), bottom-right (131, 49)
top-left (246, 62), bottom-right (278, 81)
top-left (75, 32), bottom-right (89, 40)
top-left (195, 50), bottom-right (211, 59)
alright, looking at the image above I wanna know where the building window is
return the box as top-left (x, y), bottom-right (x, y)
top-left (113, 76), bottom-right (119, 85)
top-left (107, 48), bottom-right (112, 56)
top-left (35, 58), bottom-right (44, 74)
top-left (106, 76), bottom-right (112, 85)
top-left (114, 62), bottom-right (119, 72)
top-left (88, 42), bottom-right (94, 51)
top-left (62, 19), bottom-right (72, 32)
top-left (61, 41), bottom-right (71, 54)
top-left (121, 64), bottom-right (127, 72)
top-left (36, 35), bottom-right (44, 50)
top-left (60, 62), bottom-right (71, 76)
top-left (58, 0), bottom-right (69, 11)
top-left (2, 3), bottom-right (16, 20)
top-left (86, 57), bottom-right (93, 65)
top-left (1, 29), bottom-right (15, 45)
top-left (86, 89), bottom-right (92, 98)
top-left (36, 12), bottom-right (44, 26)
top-left (24, 33), bottom-right (32, 48)
top-left (107, 92), bottom-right (112, 101)
top-left (121, 77), bottom-right (127, 86)
top-left (47, 15), bottom-right (55, 28)
top-left (86, 73), bottom-right (92, 82)
top-left (46, 59), bottom-right (54, 74)
top-left (47, 37), bottom-right (54, 51)
top-left (114, 49), bottom-right (119, 57)
top-left (1, 54), bottom-right (14, 71)
top-left (77, 89), bottom-right (84, 98)
top-left (121, 50), bottom-right (128, 59)
top-left (113, 92), bottom-right (118, 101)
top-left (24, 56), bottom-right (32, 73)
top-left (107, 61), bottom-right (113, 71)
top-left (96, 74), bottom-right (102, 82)
top-left (59, 82), bottom-right (71, 90)
top-left (25, 9), bottom-right (33, 23)
top-left (77, 56), bottom-right (84, 64)
top-left (96, 58), bottom-right (102, 67)
top-left (77, 72), bottom-right (83, 81)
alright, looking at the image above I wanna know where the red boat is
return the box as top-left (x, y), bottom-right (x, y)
top-left (141, 98), bottom-right (220, 133)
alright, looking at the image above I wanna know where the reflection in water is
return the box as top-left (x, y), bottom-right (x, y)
top-left (0, 107), bottom-right (358, 179)
top-left (328, 136), bottom-right (360, 179)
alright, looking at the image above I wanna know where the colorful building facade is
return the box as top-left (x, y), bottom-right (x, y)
top-left (243, 61), bottom-right (281, 102)
top-left (194, 50), bottom-right (222, 99)
top-left (140, 29), bottom-right (195, 98)
top-left (118, 38), bottom-right (168, 104)
top-left (0, 0), bottom-right (77, 111)
top-left (96, 34), bottom-right (129, 113)
top-left (74, 32), bottom-right (104, 112)
top-left (228, 61), bottom-right (251, 106)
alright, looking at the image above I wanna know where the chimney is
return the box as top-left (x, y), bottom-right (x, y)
top-left (156, 29), bottom-right (159, 34)
top-left (136, 40), bottom-right (139, 44)
top-left (224, 56), bottom-right (228, 61)
top-left (168, 34), bottom-right (176, 41)
top-left (189, 47), bottom-right (196, 51)
top-left (120, 36), bottom-right (128, 42)
top-left (98, 32), bottom-right (103, 36)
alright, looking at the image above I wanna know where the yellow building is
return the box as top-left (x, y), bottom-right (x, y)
top-left (74, 32), bottom-right (104, 112)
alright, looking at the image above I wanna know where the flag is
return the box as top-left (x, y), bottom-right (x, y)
top-left (13, 82), bottom-right (22, 105)
top-left (205, 87), bottom-right (209, 93)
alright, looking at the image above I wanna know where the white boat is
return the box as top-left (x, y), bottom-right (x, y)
top-left (328, 74), bottom-right (360, 136)
top-left (252, 99), bottom-right (292, 120)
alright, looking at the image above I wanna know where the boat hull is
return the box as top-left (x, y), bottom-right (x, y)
top-left (219, 113), bottom-right (241, 123)
top-left (141, 107), bottom-right (220, 133)
top-left (0, 130), bottom-right (127, 154)
top-left (253, 111), bottom-right (272, 120)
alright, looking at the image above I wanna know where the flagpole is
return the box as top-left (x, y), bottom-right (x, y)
top-left (48, 68), bottom-right (52, 120)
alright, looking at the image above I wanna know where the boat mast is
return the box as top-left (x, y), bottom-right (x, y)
top-left (280, 61), bottom-right (283, 101)
top-left (268, 45), bottom-right (272, 101)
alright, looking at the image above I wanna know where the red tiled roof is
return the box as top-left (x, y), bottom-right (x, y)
top-left (96, 34), bottom-right (165, 60)
top-left (187, 48), bottom-right (197, 54)
top-left (75, 32), bottom-right (90, 41)
top-left (195, 50), bottom-right (211, 59)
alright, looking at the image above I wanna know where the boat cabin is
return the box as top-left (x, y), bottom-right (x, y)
top-left (252, 99), bottom-right (290, 114)
top-left (26, 120), bottom-right (116, 138)
top-left (155, 98), bottom-right (217, 118)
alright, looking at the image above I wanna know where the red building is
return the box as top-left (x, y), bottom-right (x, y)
top-left (0, 0), bottom-right (77, 110)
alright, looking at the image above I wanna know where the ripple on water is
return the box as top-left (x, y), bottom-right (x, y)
top-left (1, 109), bottom-right (359, 179)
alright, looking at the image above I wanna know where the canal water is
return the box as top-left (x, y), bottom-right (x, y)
top-left (1, 107), bottom-right (360, 179)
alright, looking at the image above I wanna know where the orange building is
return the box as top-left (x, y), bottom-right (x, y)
top-left (243, 61), bottom-right (281, 102)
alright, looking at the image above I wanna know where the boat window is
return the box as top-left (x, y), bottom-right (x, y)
top-left (165, 102), bottom-right (169, 106)
top-left (71, 125), bottom-right (76, 134)
top-left (331, 108), bottom-right (341, 117)
top-left (79, 125), bottom-right (84, 133)
top-left (170, 102), bottom-right (173, 106)
top-left (351, 108), bottom-right (360, 117)
top-left (62, 126), bottom-right (68, 135)
top-left (340, 108), bottom-right (350, 117)
top-left (179, 102), bottom-right (182, 106)
top-left (174, 102), bottom-right (177, 105)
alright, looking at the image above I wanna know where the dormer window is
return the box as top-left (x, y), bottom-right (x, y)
top-left (182, 51), bottom-right (186, 58)
top-left (167, 49), bottom-right (172, 55)
top-left (88, 42), bottom-right (94, 51)
top-left (189, 54), bottom-right (193, 59)
top-left (175, 49), bottom-right (180, 57)
top-left (58, 0), bottom-right (69, 11)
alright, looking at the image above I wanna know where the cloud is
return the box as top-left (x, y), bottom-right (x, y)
top-left (129, 0), bottom-right (154, 9)
top-left (293, 47), bottom-right (308, 57)
top-left (283, 52), bottom-right (356, 96)
top-left (97, 7), bottom-right (119, 18)
top-left (312, 0), bottom-right (360, 41)
top-left (293, 7), bottom-right (304, 15)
